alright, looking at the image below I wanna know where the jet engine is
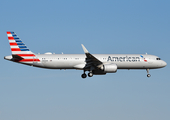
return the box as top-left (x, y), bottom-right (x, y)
top-left (101, 63), bottom-right (117, 73)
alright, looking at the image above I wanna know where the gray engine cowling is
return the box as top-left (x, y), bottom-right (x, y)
top-left (101, 63), bottom-right (117, 73)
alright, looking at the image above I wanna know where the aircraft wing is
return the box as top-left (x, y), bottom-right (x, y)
top-left (81, 44), bottom-right (103, 70)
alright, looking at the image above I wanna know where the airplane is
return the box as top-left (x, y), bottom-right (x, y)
top-left (4, 31), bottom-right (167, 78)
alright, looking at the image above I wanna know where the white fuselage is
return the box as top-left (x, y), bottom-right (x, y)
top-left (5, 31), bottom-right (167, 78)
top-left (11, 54), bottom-right (165, 70)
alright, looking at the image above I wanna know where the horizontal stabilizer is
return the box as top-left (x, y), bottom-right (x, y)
top-left (12, 54), bottom-right (24, 60)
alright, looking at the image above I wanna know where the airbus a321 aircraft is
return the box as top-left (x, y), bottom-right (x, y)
top-left (4, 31), bottom-right (167, 78)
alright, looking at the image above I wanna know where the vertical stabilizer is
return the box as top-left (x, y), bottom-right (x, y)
top-left (6, 31), bottom-right (40, 63)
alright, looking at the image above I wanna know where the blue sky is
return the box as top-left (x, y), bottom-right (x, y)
top-left (0, 0), bottom-right (170, 120)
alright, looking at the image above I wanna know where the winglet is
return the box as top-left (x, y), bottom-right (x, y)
top-left (81, 44), bottom-right (89, 53)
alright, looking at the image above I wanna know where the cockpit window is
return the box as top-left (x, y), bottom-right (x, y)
top-left (156, 58), bottom-right (161, 60)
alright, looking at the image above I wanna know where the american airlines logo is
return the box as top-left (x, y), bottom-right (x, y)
top-left (107, 56), bottom-right (140, 62)
top-left (140, 55), bottom-right (147, 62)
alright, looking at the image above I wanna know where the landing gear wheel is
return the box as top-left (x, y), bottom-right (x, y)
top-left (81, 73), bottom-right (87, 78)
top-left (146, 69), bottom-right (151, 78)
top-left (88, 72), bottom-right (93, 77)
top-left (147, 74), bottom-right (151, 78)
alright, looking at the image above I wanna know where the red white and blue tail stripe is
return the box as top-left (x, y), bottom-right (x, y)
top-left (7, 31), bottom-right (40, 63)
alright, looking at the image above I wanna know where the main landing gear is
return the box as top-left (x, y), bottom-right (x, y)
top-left (146, 69), bottom-right (151, 78)
top-left (81, 71), bottom-right (93, 78)
top-left (81, 73), bottom-right (87, 78)
top-left (88, 72), bottom-right (93, 77)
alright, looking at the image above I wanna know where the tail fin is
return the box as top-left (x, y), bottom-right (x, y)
top-left (7, 31), bottom-right (34, 54)
top-left (6, 31), bottom-right (40, 62)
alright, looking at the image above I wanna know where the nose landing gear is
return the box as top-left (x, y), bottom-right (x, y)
top-left (147, 74), bottom-right (151, 77)
top-left (146, 69), bottom-right (151, 78)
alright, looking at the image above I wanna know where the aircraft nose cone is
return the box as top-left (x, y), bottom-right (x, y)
top-left (162, 61), bottom-right (167, 67)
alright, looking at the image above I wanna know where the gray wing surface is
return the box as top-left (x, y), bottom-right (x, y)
top-left (81, 44), bottom-right (103, 70)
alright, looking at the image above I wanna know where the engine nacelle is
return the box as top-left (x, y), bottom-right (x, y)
top-left (101, 63), bottom-right (117, 73)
